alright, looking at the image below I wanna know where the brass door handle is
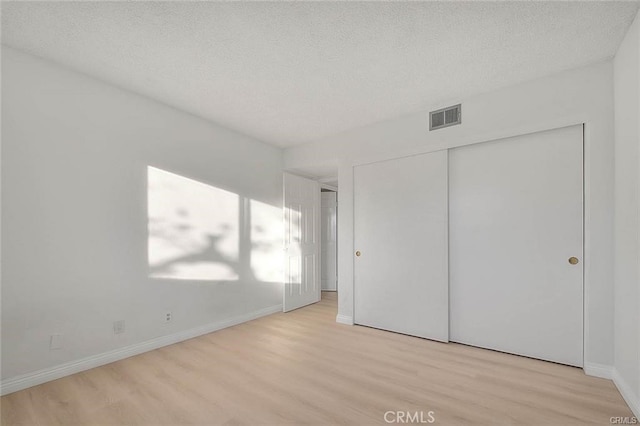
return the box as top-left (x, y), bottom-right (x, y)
top-left (355, 251), bottom-right (361, 257)
top-left (568, 257), bottom-right (579, 265)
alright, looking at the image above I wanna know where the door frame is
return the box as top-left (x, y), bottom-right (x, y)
top-left (320, 190), bottom-right (338, 292)
top-left (320, 183), bottom-right (338, 192)
top-left (349, 121), bottom-right (593, 369)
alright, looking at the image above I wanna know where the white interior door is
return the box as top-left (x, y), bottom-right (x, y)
top-left (449, 125), bottom-right (583, 367)
top-left (321, 191), bottom-right (337, 291)
top-left (354, 151), bottom-right (449, 342)
top-left (284, 173), bottom-right (321, 312)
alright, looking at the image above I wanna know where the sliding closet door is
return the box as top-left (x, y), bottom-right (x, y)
top-left (449, 125), bottom-right (583, 366)
top-left (354, 151), bottom-right (448, 342)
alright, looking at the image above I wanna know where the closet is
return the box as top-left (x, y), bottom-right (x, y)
top-left (353, 125), bottom-right (584, 366)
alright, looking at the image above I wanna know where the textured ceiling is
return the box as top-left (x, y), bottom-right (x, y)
top-left (2, 1), bottom-right (639, 147)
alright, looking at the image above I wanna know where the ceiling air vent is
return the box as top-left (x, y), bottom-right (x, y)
top-left (429, 104), bottom-right (461, 131)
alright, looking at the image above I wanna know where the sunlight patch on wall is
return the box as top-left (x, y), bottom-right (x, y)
top-left (148, 166), bottom-right (239, 281)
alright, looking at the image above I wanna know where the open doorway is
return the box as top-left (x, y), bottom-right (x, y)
top-left (282, 170), bottom-right (338, 313)
top-left (320, 186), bottom-right (338, 294)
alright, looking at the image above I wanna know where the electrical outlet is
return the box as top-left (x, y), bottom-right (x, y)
top-left (113, 320), bottom-right (125, 335)
top-left (165, 312), bottom-right (172, 323)
top-left (50, 334), bottom-right (63, 350)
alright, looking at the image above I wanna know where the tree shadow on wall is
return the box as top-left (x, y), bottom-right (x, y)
top-left (149, 230), bottom-right (256, 282)
top-left (147, 166), bottom-right (282, 283)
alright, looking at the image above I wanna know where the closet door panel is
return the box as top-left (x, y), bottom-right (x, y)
top-left (449, 125), bottom-right (583, 366)
top-left (354, 150), bottom-right (449, 342)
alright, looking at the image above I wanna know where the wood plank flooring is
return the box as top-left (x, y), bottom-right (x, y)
top-left (1, 292), bottom-right (633, 425)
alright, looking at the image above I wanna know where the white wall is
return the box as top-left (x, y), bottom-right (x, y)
top-left (285, 60), bottom-right (616, 370)
top-left (613, 10), bottom-right (640, 417)
top-left (1, 47), bottom-right (284, 390)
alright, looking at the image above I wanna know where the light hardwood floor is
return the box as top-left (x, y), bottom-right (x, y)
top-left (1, 292), bottom-right (633, 425)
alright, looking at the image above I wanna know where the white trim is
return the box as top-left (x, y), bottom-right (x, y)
top-left (613, 368), bottom-right (640, 418)
top-left (318, 176), bottom-right (337, 183)
top-left (336, 314), bottom-right (353, 325)
top-left (350, 116), bottom-right (588, 168)
top-left (584, 362), bottom-right (614, 379)
top-left (582, 121), bottom-right (593, 373)
top-left (584, 364), bottom-right (640, 417)
top-left (320, 182), bottom-right (338, 192)
top-left (0, 304), bottom-right (282, 396)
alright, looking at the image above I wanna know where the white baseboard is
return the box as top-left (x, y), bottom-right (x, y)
top-left (612, 368), bottom-right (640, 418)
top-left (336, 314), bottom-right (354, 325)
top-left (1, 304), bottom-right (282, 396)
top-left (584, 362), bottom-right (614, 379)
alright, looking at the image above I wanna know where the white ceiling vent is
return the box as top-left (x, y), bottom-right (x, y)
top-left (429, 104), bottom-right (461, 131)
